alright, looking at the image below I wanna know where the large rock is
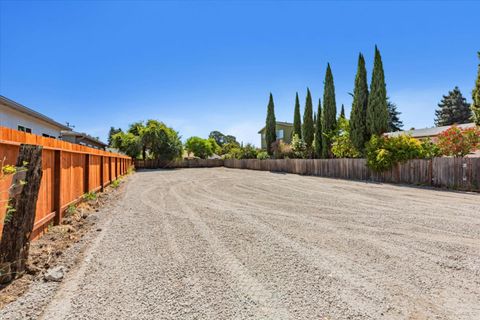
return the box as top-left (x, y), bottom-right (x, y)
top-left (44, 266), bottom-right (66, 282)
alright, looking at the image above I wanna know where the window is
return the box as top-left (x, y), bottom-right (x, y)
top-left (18, 125), bottom-right (32, 133)
top-left (276, 129), bottom-right (284, 139)
top-left (42, 133), bottom-right (55, 138)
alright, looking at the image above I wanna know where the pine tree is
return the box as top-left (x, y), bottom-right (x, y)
top-left (302, 88), bottom-right (314, 154)
top-left (339, 104), bottom-right (346, 119)
top-left (387, 98), bottom-right (403, 132)
top-left (293, 92), bottom-right (302, 138)
top-left (321, 63), bottom-right (337, 158)
top-left (434, 87), bottom-right (472, 126)
top-left (350, 53), bottom-right (369, 152)
top-left (265, 93), bottom-right (277, 155)
top-left (366, 46), bottom-right (389, 136)
top-left (108, 127), bottom-right (123, 146)
top-left (314, 99), bottom-right (323, 158)
top-left (471, 52), bottom-right (480, 125)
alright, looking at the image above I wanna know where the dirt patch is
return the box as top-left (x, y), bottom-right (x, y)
top-left (0, 176), bottom-right (129, 310)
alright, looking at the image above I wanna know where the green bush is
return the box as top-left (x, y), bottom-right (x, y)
top-left (256, 151), bottom-right (269, 160)
top-left (366, 135), bottom-right (424, 171)
top-left (224, 144), bottom-right (259, 159)
top-left (271, 140), bottom-right (292, 159)
top-left (291, 134), bottom-right (307, 158)
top-left (185, 136), bottom-right (214, 159)
top-left (331, 118), bottom-right (361, 158)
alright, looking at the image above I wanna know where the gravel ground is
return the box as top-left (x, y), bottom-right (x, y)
top-left (7, 167), bottom-right (480, 319)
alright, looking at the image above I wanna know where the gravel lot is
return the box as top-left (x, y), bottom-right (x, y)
top-left (21, 168), bottom-right (480, 319)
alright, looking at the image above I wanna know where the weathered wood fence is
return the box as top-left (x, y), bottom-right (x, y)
top-left (135, 158), bottom-right (224, 169)
top-left (0, 126), bottom-right (133, 239)
top-left (224, 158), bottom-right (480, 192)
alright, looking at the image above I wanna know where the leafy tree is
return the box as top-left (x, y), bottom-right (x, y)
top-left (107, 127), bottom-right (123, 146)
top-left (293, 92), bottom-right (302, 138)
top-left (302, 88), bottom-right (314, 155)
top-left (350, 53), bottom-right (369, 153)
top-left (387, 98), bottom-right (403, 132)
top-left (208, 131), bottom-right (226, 146)
top-left (322, 63), bottom-right (337, 158)
top-left (224, 135), bottom-right (238, 145)
top-left (434, 87), bottom-right (472, 126)
top-left (366, 46), bottom-right (389, 136)
top-left (291, 134), bottom-right (307, 158)
top-left (471, 52), bottom-right (480, 125)
top-left (185, 136), bottom-right (214, 159)
top-left (436, 126), bottom-right (480, 157)
top-left (112, 120), bottom-right (182, 160)
top-left (339, 104), bottom-right (345, 119)
top-left (265, 93), bottom-right (277, 155)
top-left (314, 98), bottom-right (323, 158)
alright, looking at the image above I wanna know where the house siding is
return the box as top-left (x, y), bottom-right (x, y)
top-left (259, 123), bottom-right (294, 149)
top-left (0, 103), bottom-right (64, 138)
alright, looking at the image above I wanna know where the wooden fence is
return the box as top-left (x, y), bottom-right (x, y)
top-left (0, 126), bottom-right (133, 239)
top-left (135, 158), bottom-right (224, 169)
top-left (224, 158), bottom-right (480, 192)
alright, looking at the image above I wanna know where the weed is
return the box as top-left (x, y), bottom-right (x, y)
top-left (111, 179), bottom-right (121, 188)
top-left (65, 204), bottom-right (77, 216)
top-left (83, 191), bottom-right (97, 201)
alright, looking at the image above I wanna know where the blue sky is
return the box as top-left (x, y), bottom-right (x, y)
top-left (1, 1), bottom-right (479, 146)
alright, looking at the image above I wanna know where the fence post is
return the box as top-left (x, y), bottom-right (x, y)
top-left (84, 154), bottom-right (90, 193)
top-left (115, 157), bottom-right (118, 178)
top-left (100, 155), bottom-right (104, 192)
top-left (53, 150), bottom-right (62, 225)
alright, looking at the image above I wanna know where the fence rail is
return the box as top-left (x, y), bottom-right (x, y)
top-left (135, 158), bottom-right (224, 169)
top-left (224, 158), bottom-right (480, 192)
top-left (0, 126), bottom-right (132, 239)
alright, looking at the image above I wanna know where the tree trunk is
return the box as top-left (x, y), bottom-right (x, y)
top-left (0, 145), bottom-right (43, 284)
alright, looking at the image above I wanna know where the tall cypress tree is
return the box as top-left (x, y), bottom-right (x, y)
top-left (350, 53), bottom-right (369, 152)
top-left (314, 98), bottom-right (323, 158)
top-left (293, 92), bottom-right (302, 138)
top-left (366, 46), bottom-right (389, 136)
top-left (302, 88), bottom-right (314, 154)
top-left (471, 52), bottom-right (480, 125)
top-left (321, 63), bottom-right (337, 158)
top-left (434, 87), bottom-right (472, 126)
top-left (265, 93), bottom-right (277, 155)
top-left (339, 104), bottom-right (346, 119)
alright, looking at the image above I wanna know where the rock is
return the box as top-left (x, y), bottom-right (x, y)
top-left (44, 266), bottom-right (66, 282)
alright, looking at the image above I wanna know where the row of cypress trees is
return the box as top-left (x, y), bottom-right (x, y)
top-left (265, 46), bottom-right (389, 157)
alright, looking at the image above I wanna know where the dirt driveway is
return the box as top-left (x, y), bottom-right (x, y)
top-left (31, 168), bottom-right (480, 319)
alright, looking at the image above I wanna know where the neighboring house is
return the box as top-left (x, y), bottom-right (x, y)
top-left (385, 123), bottom-right (476, 141)
top-left (61, 130), bottom-right (107, 150)
top-left (0, 95), bottom-right (71, 138)
top-left (258, 121), bottom-right (294, 149)
top-left (386, 122), bottom-right (479, 157)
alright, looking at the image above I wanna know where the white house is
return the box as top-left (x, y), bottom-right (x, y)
top-left (0, 95), bottom-right (72, 138)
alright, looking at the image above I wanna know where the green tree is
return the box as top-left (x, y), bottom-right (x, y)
top-left (111, 132), bottom-right (141, 158)
top-left (314, 98), bottom-right (323, 158)
top-left (366, 46), bottom-right (389, 136)
top-left (331, 117), bottom-right (361, 158)
top-left (302, 88), bottom-right (314, 154)
top-left (322, 63), bottom-right (337, 158)
top-left (293, 92), bottom-right (302, 138)
top-left (185, 136), bottom-right (214, 159)
top-left (387, 98), bottom-right (403, 132)
top-left (265, 93), bottom-right (277, 155)
top-left (471, 52), bottom-right (480, 125)
top-left (350, 53), bottom-right (369, 153)
top-left (208, 131), bottom-right (226, 146)
top-left (339, 104), bottom-right (345, 119)
top-left (434, 87), bottom-right (472, 126)
top-left (107, 127), bottom-right (123, 146)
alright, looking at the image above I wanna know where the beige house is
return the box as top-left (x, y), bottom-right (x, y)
top-left (258, 121), bottom-right (294, 149)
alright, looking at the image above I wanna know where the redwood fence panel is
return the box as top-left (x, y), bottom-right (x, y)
top-left (0, 126), bottom-right (132, 239)
top-left (224, 158), bottom-right (480, 192)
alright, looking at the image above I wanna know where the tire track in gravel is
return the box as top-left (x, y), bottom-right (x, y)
top-left (139, 179), bottom-right (291, 320)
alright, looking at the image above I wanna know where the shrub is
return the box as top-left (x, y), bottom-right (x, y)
top-left (224, 144), bottom-right (259, 159)
top-left (419, 138), bottom-right (441, 159)
top-left (185, 136), bottom-right (214, 159)
top-left (291, 134), bottom-right (307, 158)
top-left (271, 140), bottom-right (292, 159)
top-left (366, 135), bottom-right (424, 171)
top-left (331, 118), bottom-right (361, 158)
top-left (256, 151), bottom-right (269, 160)
top-left (436, 125), bottom-right (480, 157)
top-left (83, 191), bottom-right (97, 201)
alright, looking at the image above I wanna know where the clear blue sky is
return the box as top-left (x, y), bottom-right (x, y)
top-left (1, 1), bottom-right (479, 146)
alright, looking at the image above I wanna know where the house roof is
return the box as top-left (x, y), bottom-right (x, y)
top-left (0, 95), bottom-right (72, 131)
top-left (385, 122), bottom-right (476, 138)
top-left (258, 121), bottom-right (293, 133)
top-left (61, 130), bottom-right (107, 147)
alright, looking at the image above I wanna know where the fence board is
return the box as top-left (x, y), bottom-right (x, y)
top-left (0, 126), bottom-right (132, 239)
